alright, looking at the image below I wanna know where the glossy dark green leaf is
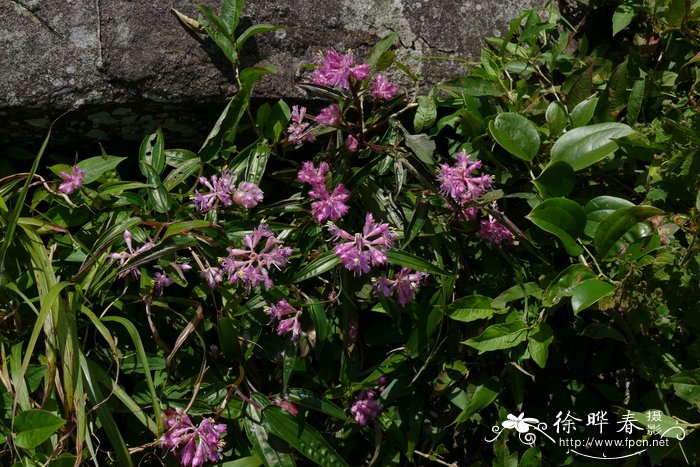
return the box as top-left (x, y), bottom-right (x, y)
top-left (285, 388), bottom-right (352, 422)
top-left (489, 113), bottom-right (540, 161)
top-left (544, 264), bottom-right (596, 305)
top-left (305, 297), bottom-right (329, 344)
top-left (571, 279), bottom-right (616, 313)
top-left (527, 323), bottom-right (553, 368)
top-left (263, 406), bottom-right (349, 466)
top-left (246, 144), bottom-right (270, 186)
top-left (245, 398), bottom-right (296, 467)
top-left (140, 162), bottom-right (171, 213)
top-left (545, 101), bottom-right (567, 136)
top-left (462, 320), bottom-right (529, 353)
top-left (627, 79), bottom-right (645, 124)
top-left (518, 448), bottom-right (542, 467)
top-left (491, 282), bottom-right (542, 309)
top-left (13, 409), bottom-right (66, 449)
top-left (550, 122), bottom-right (636, 171)
top-left (446, 295), bottom-right (501, 323)
top-left (163, 156), bottom-right (201, 190)
top-left (533, 161), bottom-right (575, 198)
top-left (293, 251), bottom-right (341, 282)
top-left (527, 197), bottom-right (586, 256)
top-left (452, 377), bottom-right (500, 424)
top-left (138, 129), bottom-right (165, 176)
top-left (584, 196), bottom-right (634, 237)
top-left (569, 96), bottom-right (598, 128)
top-left (386, 249), bottom-right (447, 275)
top-left (76, 156), bottom-right (127, 184)
top-left (221, 456), bottom-right (263, 467)
top-left (594, 205), bottom-right (663, 258)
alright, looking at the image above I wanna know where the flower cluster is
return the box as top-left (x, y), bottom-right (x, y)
top-left (479, 205), bottom-right (515, 245)
top-left (153, 271), bottom-right (174, 296)
top-left (58, 165), bottom-right (85, 194)
top-left (264, 300), bottom-right (303, 341)
top-left (287, 105), bottom-right (315, 144)
top-left (329, 213), bottom-right (396, 276)
top-left (219, 224), bottom-right (293, 289)
top-left (350, 379), bottom-right (386, 426)
top-left (193, 169), bottom-right (263, 212)
top-left (109, 230), bottom-right (154, 279)
top-left (311, 49), bottom-right (369, 89)
top-left (160, 408), bottom-right (227, 467)
top-left (315, 103), bottom-right (341, 126)
top-left (297, 161), bottom-right (350, 223)
top-left (374, 268), bottom-right (429, 306)
top-left (371, 74), bottom-right (400, 100)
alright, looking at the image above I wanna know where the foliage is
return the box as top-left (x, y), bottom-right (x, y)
top-left (0, 0), bottom-right (699, 465)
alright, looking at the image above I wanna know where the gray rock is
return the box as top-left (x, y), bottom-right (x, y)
top-left (0, 0), bottom-right (543, 152)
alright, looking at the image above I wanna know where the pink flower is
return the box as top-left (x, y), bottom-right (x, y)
top-left (479, 208), bottom-right (514, 245)
top-left (272, 399), bottom-right (299, 416)
top-left (193, 169), bottom-right (235, 212)
top-left (437, 152), bottom-right (493, 218)
top-left (264, 300), bottom-right (303, 341)
top-left (329, 213), bottom-right (396, 276)
top-left (200, 267), bottom-right (223, 289)
top-left (160, 408), bottom-right (227, 467)
top-left (287, 106), bottom-right (315, 144)
top-left (315, 103), bottom-right (341, 126)
top-left (232, 182), bottom-right (264, 209)
top-left (311, 49), bottom-right (369, 89)
top-left (58, 165), bottom-right (85, 194)
top-left (219, 224), bottom-right (292, 289)
top-left (371, 74), bottom-right (400, 100)
top-left (108, 230), bottom-right (154, 279)
top-left (350, 390), bottom-right (382, 426)
top-left (345, 135), bottom-right (359, 152)
top-left (153, 272), bottom-right (174, 296)
top-left (297, 161), bottom-right (329, 189)
top-left (297, 162), bottom-right (350, 223)
top-left (264, 300), bottom-right (297, 321)
top-left (373, 268), bottom-right (428, 306)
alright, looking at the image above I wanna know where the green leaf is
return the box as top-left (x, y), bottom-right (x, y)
top-left (569, 96), bottom-right (598, 128)
top-left (138, 129), bottom-right (165, 176)
top-left (140, 162), bottom-right (171, 213)
top-left (527, 323), bottom-right (554, 368)
top-left (285, 388), bottom-right (352, 422)
top-left (246, 144), bottom-right (270, 186)
top-left (366, 32), bottom-right (398, 67)
top-left (519, 448), bottom-right (542, 467)
top-left (98, 181), bottom-right (151, 196)
top-left (571, 279), bottom-right (616, 313)
top-left (462, 320), bottom-right (529, 353)
top-left (627, 79), bottom-right (645, 124)
top-left (305, 297), bottom-right (329, 344)
top-left (263, 406), bottom-right (349, 466)
top-left (489, 113), bottom-right (540, 161)
top-left (527, 197), bottom-right (586, 256)
top-left (404, 133), bottom-right (436, 166)
top-left (163, 220), bottom-right (212, 239)
top-left (446, 295), bottom-right (500, 322)
top-left (550, 122), bottom-right (636, 171)
top-left (245, 399), bottom-right (296, 467)
top-left (162, 156), bottom-right (201, 190)
top-left (584, 196), bottom-right (634, 237)
top-left (236, 24), bottom-right (283, 52)
top-left (667, 370), bottom-right (700, 409)
top-left (439, 76), bottom-right (504, 97)
top-left (532, 161), bottom-right (575, 198)
top-left (14, 409), bottom-right (66, 449)
top-left (544, 264), bottom-right (596, 306)
top-left (75, 156), bottom-right (127, 184)
top-left (293, 251), bottom-right (341, 282)
top-left (581, 323), bottom-right (627, 343)
top-left (545, 101), bottom-right (567, 136)
top-left (491, 283), bottom-right (542, 309)
top-left (282, 340), bottom-right (296, 393)
top-left (593, 205), bottom-right (663, 259)
top-left (221, 456), bottom-right (263, 467)
top-left (612, 3), bottom-right (636, 36)
top-left (221, 0), bottom-right (244, 34)
top-left (414, 94), bottom-right (437, 133)
top-left (386, 249), bottom-right (447, 275)
top-left (452, 377), bottom-right (500, 424)
top-left (197, 5), bottom-right (237, 62)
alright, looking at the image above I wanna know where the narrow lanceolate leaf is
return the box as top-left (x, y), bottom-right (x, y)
top-left (527, 197), bottom-right (586, 256)
top-left (593, 205), bottom-right (663, 259)
top-left (13, 409), bottom-right (66, 449)
top-left (138, 129), bottom-right (165, 176)
top-left (263, 406), bottom-right (349, 466)
top-left (141, 162), bottom-right (171, 213)
top-left (246, 144), bottom-right (271, 186)
top-left (571, 279), bottom-right (616, 313)
top-left (285, 388), bottom-right (352, 422)
top-left (293, 251), bottom-right (341, 282)
top-left (163, 220), bottom-right (212, 239)
top-left (489, 112), bottom-right (540, 161)
top-left (236, 24), bottom-right (283, 52)
top-left (452, 377), bottom-right (500, 424)
top-left (305, 298), bottom-right (329, 344)
top-left (386, 250), bottom-right (447, 275)
top-left (462, 320), bottom-right (529, 353)
top-left (550, 122), bottom-right (636, 171)
top-left (245, 400), bottom-right (296, 467)
top-left (366, 32), bottom-right (398, 67)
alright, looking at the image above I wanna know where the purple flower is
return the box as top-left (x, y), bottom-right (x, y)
top-left (315, 103), bottom-right (341, 126)
top-left (329, 213), bottom-right (396, 276)
top-left (232, 181), bottom-right (264, 209)
top-left (350, 390), bottom-right (382, 426)
top-left (373, 268), bottom-right (429, 306)
top-left (58, 165), bottom-right (85, 194)
top-left (219, 224), bottom-right (292, 289)
top-left (437, 152), bottom-right (493, 218)
top-left (297, 162), bottom-right (350, 223)
top-left (272, 399), bottom-right (299, 416)
top-left (153, 272), bottom-right (174, 296)
top-left (311, 49), bottom-right (369, 89)
top-left (200, 267), bottom-right (223, 289)
top-left (345, 134), bottom-right (359, 152)
top-left (297, 161), bottom-right (329, 189)
top-left (479, 208), bottom-right (514, 245)
top-left (371, 74), bottom-right (400, 100)
top-left (160, 408), bottom-right (227, 467)
top-left (193, 169), bottom-right (235, 212)
top-left (108, 230), bottom-right (154, 279)
top-left (264, 300), bottom-right (303, 341)
top-left (287, 106), bottom-right (315, 144)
